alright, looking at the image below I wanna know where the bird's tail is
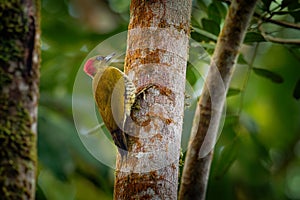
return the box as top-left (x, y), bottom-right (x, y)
top-left (111, 128), bottom-right (128, 160)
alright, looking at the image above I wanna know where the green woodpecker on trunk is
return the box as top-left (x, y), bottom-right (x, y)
top-left (83, 53), bottom-right (136, 158)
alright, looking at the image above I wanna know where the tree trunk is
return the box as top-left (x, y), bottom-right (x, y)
top-left (0, 0), bottom-right (40, 199)
top-left (114, 0), bottom-right (192, 199)
top-left (179, 1), bottom-right (258, 200)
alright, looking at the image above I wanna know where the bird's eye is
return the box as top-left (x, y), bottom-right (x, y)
top-left (96, 56), bottom-right (105, 61)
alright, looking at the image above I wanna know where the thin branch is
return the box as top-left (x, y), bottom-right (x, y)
top-left (179, 0), bottom-right (258, 199)
top-left (262, 32), bottom-right (300, 45)
top-left (258, 21), bottom-right (300, 45)
top-left (272, 8), bottom-right (300, 16)
top-left (254, 12), bottom-right (300, 30)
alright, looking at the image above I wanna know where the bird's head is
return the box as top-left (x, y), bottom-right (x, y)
top-left (83, 52), bottom-right (116, 78)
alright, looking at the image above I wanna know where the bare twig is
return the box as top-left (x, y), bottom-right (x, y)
top-left (258, 20), bottom-right (300, 45)
top-left (261, 32), bottom-right (300, 45)
top-left (254, 12), bottom-right (300, 30)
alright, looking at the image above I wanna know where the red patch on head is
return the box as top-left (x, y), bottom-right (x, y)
top-left (83, 59), bottom-right (96, 78)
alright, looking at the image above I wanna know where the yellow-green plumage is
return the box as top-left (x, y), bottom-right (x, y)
top-left (84, 54), bottom-right (136, 158)
top-left (92, 65), bottom-right (135, 157)
top-left (93, 67), bottom-right (125, 133)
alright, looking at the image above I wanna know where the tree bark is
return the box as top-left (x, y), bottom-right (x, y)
top-left (114, 0), bottom-right (192, 199)
top-left (179, 0), bottom-right (258, 200)
top-left (0, 0), bottom-right (40, 199)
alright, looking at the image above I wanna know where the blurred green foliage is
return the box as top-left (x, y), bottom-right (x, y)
top-left (37, 0), bottom-right (129, 199)
top-left (37, 0), bottom-right (300, 199)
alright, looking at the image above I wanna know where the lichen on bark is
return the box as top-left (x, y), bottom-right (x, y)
top-left (0, 0), bottom-right (29, 63)
top-left (0, 97), bottom-right (37, 199)
top-left (0, 0), bottom-right (40, 199)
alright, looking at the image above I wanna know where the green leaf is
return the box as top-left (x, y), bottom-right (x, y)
top-left (208, 3), bottom-right (221, 25)
top-left (186, 63), bottom-right (198, 86)
top-left (237, 54), bottom-right (248, 64)
top-left (244, 32), bottom-right (266, 44)
top-left (227, 88), bottom-right (242, 97)
top-left (262, 0), bottom-right (272, 11)
top-left (240, 114), bottom-right (271, 168)
top-left (198, 42), bottom-right (216, 50)
top-left (240, 114), bottom-right (259, 134)
top-left (293, 78), bottom-right (300, 100)
top-left (192, 27), bottom-right (218, 41)
top-left (196, 0), bottom-right (209, 12)
top-left (292, 11), bottom-right (300, 22)
top-left (214, 1), bottom-right (228, 19)
top-left (253, 67), bottom-right (284, 83)
top-left (202, 18), bottom-right (220, 36)
top-left (36, 184), bottom-right (47, 200)
top-left (281, 0), bottom-right (292, 9)
top-left (225, 115), bottom-right (239, 126)
top-left (108, 0), bottom-right (130, 13)
top-left (191, 31), bottom-right (210, 43)
top-left (287, 1), bottom-right (300, 22)
top-left (213, 138), bottom-right (240, 179)
top-left (191, 15), bottom-right (201, 28)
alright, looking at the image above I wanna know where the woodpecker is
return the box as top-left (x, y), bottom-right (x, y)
top-left (83, 53), bottom-right (136, 158)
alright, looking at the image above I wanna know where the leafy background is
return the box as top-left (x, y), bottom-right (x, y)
top-left (37, 0), bottom-right (300, 199)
